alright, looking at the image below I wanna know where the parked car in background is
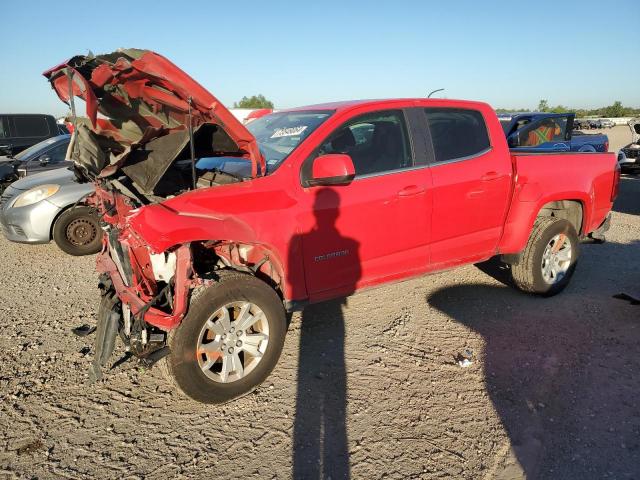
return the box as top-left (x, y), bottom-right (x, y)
top-left (0, 114), bottom-right (60, 156)
top-left (590, 119), bottom-right (615, 129)
top-left (47, 49), bottom-right (619, 403)
top-left (0, 167), bottom-right (99, 255)
top-left (0, 134), bottom-right (71, 193)
top-left (618, 117), bottom-right (640, 173)
top-left (499, 113), bottom-right (609, 152)
top-left (573, 118), bottom-right (588, 130)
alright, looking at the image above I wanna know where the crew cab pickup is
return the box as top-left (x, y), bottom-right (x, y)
top-left (44, 50), bottom-right (619, 404)
top-left (499, 112), bottom-right (609, 153)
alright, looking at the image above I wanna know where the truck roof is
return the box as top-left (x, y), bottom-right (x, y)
top-left (283, 98), bottom-right (492, 113)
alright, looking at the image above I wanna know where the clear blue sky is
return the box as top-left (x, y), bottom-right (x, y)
top-left (2, 0), bottom-right (638, 116)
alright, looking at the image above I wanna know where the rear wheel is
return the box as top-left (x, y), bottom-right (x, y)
top-left (52, 206), bottom-right (102, 256)
top-left (162, 272), bottom-right (287, 404)
top-left (511, 217), bottom-right (579, 296)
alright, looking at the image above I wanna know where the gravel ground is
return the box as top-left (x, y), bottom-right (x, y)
top-left (0, 127), bottom-right (638, 479)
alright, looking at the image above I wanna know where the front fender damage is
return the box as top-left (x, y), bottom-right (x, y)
top-left (86, 230), bottom-right (285, 380)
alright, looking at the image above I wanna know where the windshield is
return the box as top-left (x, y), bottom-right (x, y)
top-left (246, 110), bottom-right (333, 172)
top-left (14, 136), bottom-right (63, 161)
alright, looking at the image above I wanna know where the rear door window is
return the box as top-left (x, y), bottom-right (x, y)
top-left (12, 116), bottom-right (50, 137)
top-left (424, 108), bottom-right (490, 162)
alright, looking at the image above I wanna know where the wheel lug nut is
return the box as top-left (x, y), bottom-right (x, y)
top-left (228, 347), bottom-right (234, 354)
top-left (236, 330), bottom-right (243, 336)
top-left (236, 340), bottom-right (242, 347)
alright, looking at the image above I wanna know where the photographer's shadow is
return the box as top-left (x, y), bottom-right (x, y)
top-left (291, 188), bottom-right (360, 480)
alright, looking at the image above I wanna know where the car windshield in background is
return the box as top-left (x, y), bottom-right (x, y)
top-left (247, 110), bottom-right (333, 172)
top-left (13, 137), bottom-right (62, 161)
top-left (499, 119), bottom-right (511, 134)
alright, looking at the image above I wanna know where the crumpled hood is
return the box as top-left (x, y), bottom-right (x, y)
top-left (43, 49), bottom-right (264, 189)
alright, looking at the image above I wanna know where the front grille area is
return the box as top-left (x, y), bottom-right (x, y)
top-left (623, 148), bottom-right (640, 159)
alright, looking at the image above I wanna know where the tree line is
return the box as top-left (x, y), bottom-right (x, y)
top-left (495, 100), bottom-right (640, 118)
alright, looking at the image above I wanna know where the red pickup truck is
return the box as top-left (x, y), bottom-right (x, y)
top-left (45, 50), bottom-right (618, 404)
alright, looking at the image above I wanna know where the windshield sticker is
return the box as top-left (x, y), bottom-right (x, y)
top-left (270, 126), bottom-right (307, 138)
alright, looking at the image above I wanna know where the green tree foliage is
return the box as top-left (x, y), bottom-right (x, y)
top-left (233, 94), bottom-right (274, 109)
top-left (498, 100), bottom-right (640, 118)
top-left (538, 99), bottom-right (549, 112)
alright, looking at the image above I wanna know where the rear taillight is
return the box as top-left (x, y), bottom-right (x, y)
top-left (611, 162), bottom-right (621, 202)
top-left (604, 141), bottom-right (609, 152)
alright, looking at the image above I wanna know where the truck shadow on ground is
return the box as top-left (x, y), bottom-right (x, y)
top-left (428, 262), bottom-right (640, 479)
top-left (614, 176), bottom-right (640, 216)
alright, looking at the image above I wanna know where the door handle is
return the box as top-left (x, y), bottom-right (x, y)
top-left (467, 189), bottom-right (485, 198)
top-left (397, 185), bottom-right (426, 197)
top-left (481, 171), bottom-right (500, 181)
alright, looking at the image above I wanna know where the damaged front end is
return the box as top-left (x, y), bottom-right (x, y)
top-left (45, 49), bottom-right (267, 378)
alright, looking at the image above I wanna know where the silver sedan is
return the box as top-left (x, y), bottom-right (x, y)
top-left (0, 167), bottom-right (101, 255)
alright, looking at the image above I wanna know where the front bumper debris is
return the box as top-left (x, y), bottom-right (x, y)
top-left (96, 240), bottom-right (194, 330)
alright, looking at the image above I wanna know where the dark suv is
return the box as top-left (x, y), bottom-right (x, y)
top-left (0, 114), bottom-right (60, 156)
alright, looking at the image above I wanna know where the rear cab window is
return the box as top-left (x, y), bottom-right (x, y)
top-left (424, 108), bottom-right (491, 162)
top-left (12, 116), bottom-right (50, 138)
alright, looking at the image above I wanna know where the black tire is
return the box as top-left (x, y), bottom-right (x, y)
top-left (511, 217), bottom-right (579, 297)
top-left (162, 271), bottom-right (287, 404)
top-left (52, 206), bottom-right (102, 256)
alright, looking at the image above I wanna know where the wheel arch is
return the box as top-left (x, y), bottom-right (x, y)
top-left (192, 240), bottom-right (288, 302)
top-left (499, 193), bottom-right (590, 256)
top-left (49, 201), bottom-right (90, 240)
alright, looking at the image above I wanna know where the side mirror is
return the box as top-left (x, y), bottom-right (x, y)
top-left (305, 154), bottom-right (355, 187)
top-left (39, 155), bottom-right (51, 165)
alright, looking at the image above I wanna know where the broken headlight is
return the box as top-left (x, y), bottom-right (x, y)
top-left (12, 184), bottom-right (60, 208)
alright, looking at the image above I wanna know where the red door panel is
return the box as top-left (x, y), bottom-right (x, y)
top-left (429, 150), bottom-right (512, 266)
top-left (299, 166), bottom-right (432, 301)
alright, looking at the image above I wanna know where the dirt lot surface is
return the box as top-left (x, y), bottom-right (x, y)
top-left (1, 126), bottom-right (638, 479)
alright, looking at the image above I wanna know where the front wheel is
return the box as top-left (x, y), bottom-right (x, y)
top-left (162, 272), bottom-right (287, 404)
top-left (511, 217), bottom-right (579, 296)
top-left (52, 206), bottom-right (102, 256)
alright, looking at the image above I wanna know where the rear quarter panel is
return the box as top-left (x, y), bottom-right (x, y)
top-left (499, 151), bottom-right (616, 254)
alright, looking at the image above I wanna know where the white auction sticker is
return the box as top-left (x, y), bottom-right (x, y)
top-left (271, 126), bottom-right (307, 138)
